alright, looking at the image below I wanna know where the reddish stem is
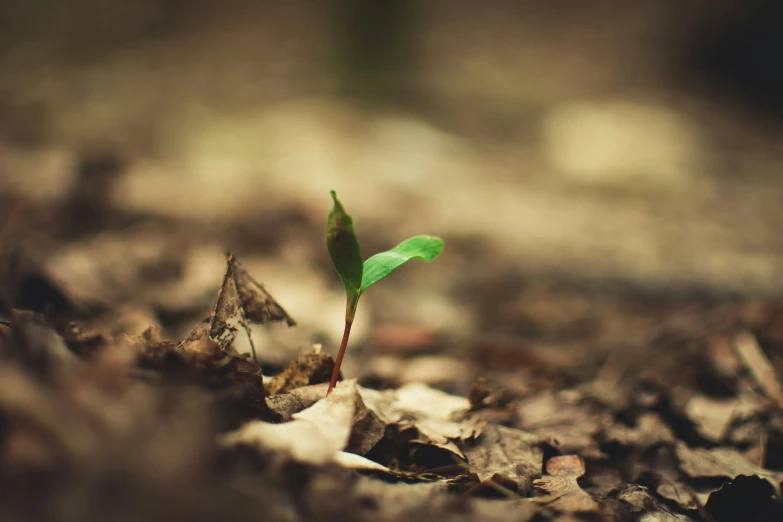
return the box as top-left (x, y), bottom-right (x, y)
top-left (327, 319), bottom-right (353, 395)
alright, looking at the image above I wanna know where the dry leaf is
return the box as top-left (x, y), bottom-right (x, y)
top-left (134, 326), bottom-right (270, 425)
top-left (265, 382), bottom-right (386, 456)
top-left (181, 253), bottom-right (295, 362)
top-left (613, 485), bottom-right (692, 521)
top-left (220, 380), bottom-right (357, 465)
top-left (265, 349), bottom-right (335, 396)
top-left (532, 455), bottom-right (597, 512)
top-left (3, 310), bottom-right (80, 378)
top-left (461, 424), bottom-right (542, 492)
top-left (684, 394), bottom-right (762, 444)
top-left (333, 452), bottom-right (444, 482)
top-left (675, 442), bottom-right (783, 492)
top-left (656, 481), bottom-right (707, 512)
top-left (603, 412), bottom-right (675, 448)
top-left (517, 391), bottom-right (607, 458)
top-left (266, 382), bottom-right (481, 464)
top-left (382, 383), bottom-right (481, 459)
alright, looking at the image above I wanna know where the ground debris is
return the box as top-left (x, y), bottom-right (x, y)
top-left (6, 190), bottom-right (783, 521)
top-left (532, 455), bottom-right (598, 513)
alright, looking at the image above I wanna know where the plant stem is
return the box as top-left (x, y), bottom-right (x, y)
top-left (327, 319), bottom-right (353, 395)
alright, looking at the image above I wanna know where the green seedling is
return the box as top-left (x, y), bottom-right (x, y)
top-left (325, 190), bottom-right (444, 395)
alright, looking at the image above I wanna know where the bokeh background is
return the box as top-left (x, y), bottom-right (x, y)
top-left (2, 0), bottom-right (783, 388)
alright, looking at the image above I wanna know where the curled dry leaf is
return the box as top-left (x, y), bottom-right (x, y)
top-left (182, 253), bottom-right (295, 362)
top-left (461, 424), bottom-right (542, 493)
top-left (532, 455), bottom-right (597, 513)
top-left (219, 380), bottom-right (357, 466)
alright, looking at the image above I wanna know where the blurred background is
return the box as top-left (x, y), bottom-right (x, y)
top-left (2, 0), bottom-right (783, 388)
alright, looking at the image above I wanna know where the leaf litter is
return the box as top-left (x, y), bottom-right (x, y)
top-left (3, 218), bottom-right (783, 521)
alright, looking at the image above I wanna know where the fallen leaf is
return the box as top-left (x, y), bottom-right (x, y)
top-left (684, 394), bottom-right (762, 444)
top-left (517, 391), bottom-right (607, 458)
top-left (226, 254), bottom-right (296, 327)
top-left (3, 309), bottom-right (80, 378)
top-left (265, 348), bottom-right (336, 396)
top-left (389, 382), bottom-right (481, 459)
top-left (675, 442), bottom-right (783, 492)
top-left (393, 382), bottom-right (470, 419)
top-left (206, 253), bottom-right (295, 360)
top-left (603, 412), bottom-right (675, 448)
top-left (532, 455), bottom-right (598, 512)
top-left (333, 451), bottom-right (448, 482)
top-left (613, 485), bottom-right (692, 521)
top-left (219, 380), bottom-right (356, 465)
top-left (656, 481), bottom-right (708, 512)
top-left (461, 424), bottom-right (542, 492)
top-left (134, 326), bottom-right (270, 426)
top-left (266, 381), bottom-right (481, 465)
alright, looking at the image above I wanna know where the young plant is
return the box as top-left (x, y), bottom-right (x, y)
top-left (325, 190), bottom-right (444, 395)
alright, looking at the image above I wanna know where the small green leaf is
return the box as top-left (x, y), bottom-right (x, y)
top-left (326, 191), bottom-right (364, 301)
top-left (360, 235), bottom-right (444, 294)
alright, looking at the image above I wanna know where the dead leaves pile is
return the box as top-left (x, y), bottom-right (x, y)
top-left (2, 253), bottom-right (783, 522)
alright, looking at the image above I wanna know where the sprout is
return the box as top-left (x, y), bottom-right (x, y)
top-left (325, 191), bottom-right (444, 394)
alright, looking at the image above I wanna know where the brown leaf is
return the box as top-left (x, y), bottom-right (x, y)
top-left (3, 310), bottom-right (80, 378)
top-left (136, 325), bottom-right (270, 424)
top-left (614, 485), bottom-right (692, 521)
top-left (203, 253), bottom-right (296, 361)
top-left (226, 254), bottom-right (296, 327)
top-left (517, 391), bottom-right (607, 458)
top-left (265, 349), bottom-right (336, 396)
top-left (390, 383), bottom-right (481, 459)
top-left (267, 382), bottom-right (388, 457)
top-left (675, 442), bottom-right (783, 492)
top-left (532, 455), bottom-right (597, 512)
top-left (461, 424), bottom-right (542, 492)
top-left (267, 382), bottom-right (482, 465)
top-left (684, 394), bottom-right (763, 444)
top-left (656, 481), bottom-right (708, 512)
top-left (603, 412), bottom-right (675, 448)
top-left (219, 380), bottom-right (357, 466)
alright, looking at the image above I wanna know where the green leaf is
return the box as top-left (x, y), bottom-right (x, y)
top-left (360, 235), bottom-right (444, 294)
top-left (326, 191), bottom-right (364, 301)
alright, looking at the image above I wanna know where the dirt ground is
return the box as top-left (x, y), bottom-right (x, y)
top-left (1, 2), bottom-right (783, 521)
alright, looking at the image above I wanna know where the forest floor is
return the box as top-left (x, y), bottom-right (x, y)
top-left (2, 5), bottom-right (783, 519)
top-left (1, 186), bottom-right (783, 522)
